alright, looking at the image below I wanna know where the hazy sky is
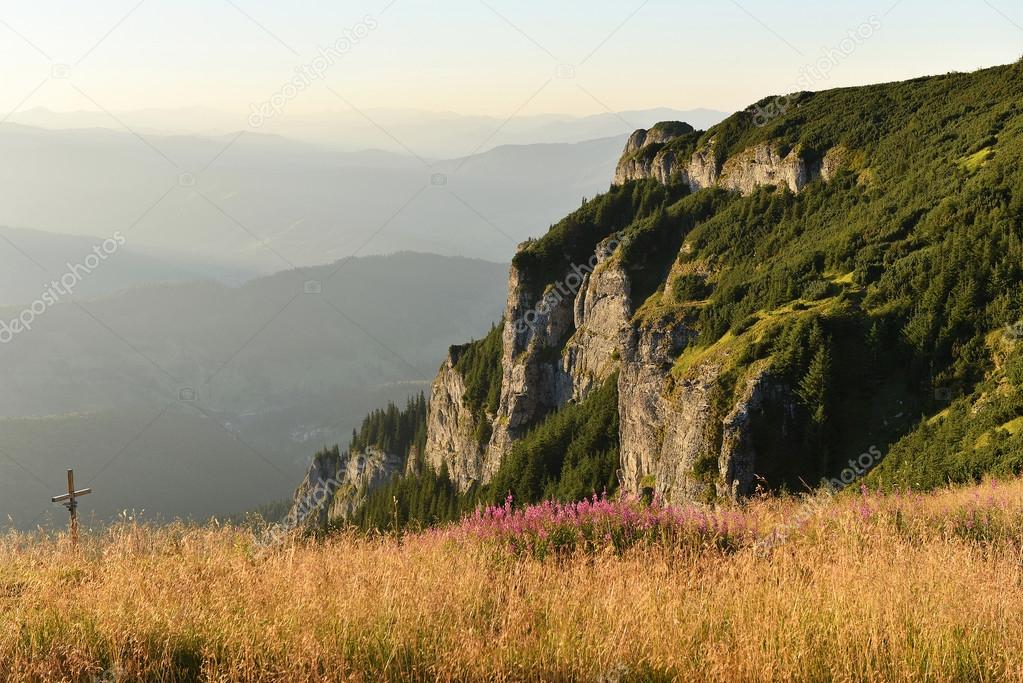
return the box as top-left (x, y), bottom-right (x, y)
top-left (1, 0), bottom-right (1021, 121)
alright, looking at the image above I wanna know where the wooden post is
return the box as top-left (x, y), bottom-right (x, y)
top-left (51, 469), bottom-right (91, 546)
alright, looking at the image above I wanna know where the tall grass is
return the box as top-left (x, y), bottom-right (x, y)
top-left (2, 479), bottom-right (1023, 681)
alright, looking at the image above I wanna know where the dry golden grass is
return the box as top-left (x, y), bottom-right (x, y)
top-left (3, 480), bottom-right (1023, 682)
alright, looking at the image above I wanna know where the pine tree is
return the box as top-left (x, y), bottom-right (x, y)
top-left (798, 345), bottom-right (832, 425)
top-left (797, 344), bottom-right (833, 476)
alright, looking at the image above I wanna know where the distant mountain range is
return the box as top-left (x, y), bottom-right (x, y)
top-left (0, 124), bottom-right (620, 273)
top-left (8, 106), bottom-right (729, 157)
top-left (0, 104), bottom-right (732, 528)
top-left (0, 226), bottom-right (256, 307)
top-left (0, 252), bottom-right (508, 528)
top-left (0, 107), bottom-right (729, 283)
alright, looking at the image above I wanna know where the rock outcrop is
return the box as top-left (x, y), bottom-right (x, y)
top-left (617, 326), bottom-right (794, 502)
top-left (292, 119), bottom-right (828, 518)
top-left (613, 125), bottom-right (694, 186)
top-left (416, 233), bottom-right (634, 490)
top-left (425, 217), bottom-right (784, 503)
top-left (557, 236), bottom-right (632, 404)
top-left (481, 233), bottom-right (633, 478)
top-left (483, 258), bottom-right (578, 479)
top-left (419, 200), bottom-right (787, 503)
top-left (288, 446), bottom-right (402, 526)
top-left (617, 318), bottom-right (705, 500)
top-left (614, 123), bottom-right (845, 196)
top-left (718, 144), bottom-right (811, 194)
top-left (423, 348), bottom-right (485, 490)
top-left (718, 364), bottom-right (775, 499)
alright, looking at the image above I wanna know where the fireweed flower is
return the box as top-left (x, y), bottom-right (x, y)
top-left (448, 494), bottom-right (753, 557)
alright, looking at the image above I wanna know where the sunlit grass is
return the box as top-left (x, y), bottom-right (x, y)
top-left (960, 146), bottom-right (996, 171)
top-left (2, 479), bottom-right (1023, 681)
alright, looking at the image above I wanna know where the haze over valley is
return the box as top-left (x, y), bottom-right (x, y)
top-left (0, 106), bottom-right (726, 526)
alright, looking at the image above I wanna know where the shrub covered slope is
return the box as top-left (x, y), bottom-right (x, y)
top-left (331, 62), bottom-right (1023, 523)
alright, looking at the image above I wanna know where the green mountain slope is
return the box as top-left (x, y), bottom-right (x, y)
top-left (294, 61), bottom-right (1023, 527)
top-left (523, 61), bottom-right (1023, 493)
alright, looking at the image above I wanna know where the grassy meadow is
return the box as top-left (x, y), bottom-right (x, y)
top-left (2, 479), bottom-right (1023, 682)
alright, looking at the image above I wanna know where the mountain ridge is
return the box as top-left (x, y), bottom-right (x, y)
top-left (0, 122), bottom-right (651, 268)
top-left (6, 107), bottom-right (729, 157)
top-left (291, 61), bottom-right (1023, 528)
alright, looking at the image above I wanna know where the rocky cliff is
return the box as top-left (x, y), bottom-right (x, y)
top-left (559, 237), bottom-right (633, 404)
top-left (482, 258), bottom-right (577, 478)
top-left (299, 116), bottom-right (830, 517)
top-left (481, 233), bottom-right (630, 475)
top-left (287, 446), bottom-right (403, 529)
top-left (292, 63), bottom-right (1023, 521)
top-left (432, 122), bottom-right (826, 503)
top-left (423, 347), bottom-right (485, 490)
top-left (614, 122), bottom-right (847, 196)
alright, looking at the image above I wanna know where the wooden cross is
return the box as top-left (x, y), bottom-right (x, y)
top-left (51, 469), bottom-right (91, 545)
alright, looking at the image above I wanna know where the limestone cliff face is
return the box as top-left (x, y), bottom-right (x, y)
top-left (557, 238), bottom-right (632, 404)
top-left (617, 318), bottom-right (704, 500)
top-left (485, 234), bottom-right (638, 475)
top-left (718, 365), bottom-right (776, 499)
top-left (298, 119), bottom-right (823, 516)
top-left (423, 348), bottom-right (485, 490)
top-left (614, 123), bottom-right (844, 196)
top-left (426, 219), bottom-right (786, 503)
top-left (685, 144), bottom-right (720, 192)
top-left (419, 214), bottom-right (789, 503)
top-left (614, 124), bottom-right (690, 186)
top-left (614, 142), bottom-right (678, 186)
top-left (288, 446), bottom-right (402, 526)
top-left (483, 259), bottom-right (577, 479)
top-left (417, 232), bottom-right (636, 487)
top-left (718, 144), bottom-right (811, 194)
top-left (617, 325), bottom-right (792, 502)
top-left (613, 123), bottom-right (695, 186)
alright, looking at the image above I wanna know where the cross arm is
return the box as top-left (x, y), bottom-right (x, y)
top-left (51, 488), bottom-right (92, 503)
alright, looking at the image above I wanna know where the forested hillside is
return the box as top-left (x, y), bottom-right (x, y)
top-left (297, 61), bottom-right (1023, 528)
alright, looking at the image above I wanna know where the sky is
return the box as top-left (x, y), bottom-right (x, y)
top-left (0, 0), bottom-right (1021, 122)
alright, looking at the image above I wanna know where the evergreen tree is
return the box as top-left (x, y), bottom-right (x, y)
top-left (797, 344), bottom-right (833, 473)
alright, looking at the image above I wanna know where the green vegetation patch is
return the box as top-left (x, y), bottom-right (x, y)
top-left (488, 372), bottom-right (621, 504)
top-left (453, 322), bottom-right (504, 445)
top-left (347, 393), bottom-right (428, 464)
top-left (959, 146), bottom-right (995, 171)
top-left (513, 181), bottom-right (687, 298)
